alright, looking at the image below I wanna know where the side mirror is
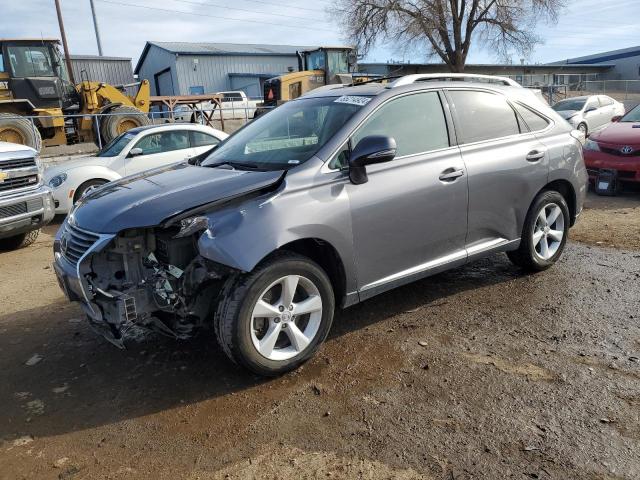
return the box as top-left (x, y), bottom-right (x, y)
top-left (128, 147), bottom-right (143, 158)
top-left (348, 135), bottom-right (397, 185)
top-left (584, 107), bottom-right (597, 114)
top-left (611, 115), bottom-right (622, 123)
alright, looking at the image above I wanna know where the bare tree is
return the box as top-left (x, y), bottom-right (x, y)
top-left (330, 0), bottom-right (565, 72)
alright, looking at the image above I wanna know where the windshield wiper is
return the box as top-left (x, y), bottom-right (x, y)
top-left (209, 160), bottom-right (263, 170)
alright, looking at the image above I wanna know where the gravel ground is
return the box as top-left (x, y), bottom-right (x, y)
top-left (0, 193), bottom-right (639, 480)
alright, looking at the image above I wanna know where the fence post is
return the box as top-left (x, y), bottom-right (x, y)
top-left (94, 115), bottom-right (102, 150)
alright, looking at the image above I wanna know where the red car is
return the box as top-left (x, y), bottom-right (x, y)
top-left (584, 104), bottom-right (640, 184)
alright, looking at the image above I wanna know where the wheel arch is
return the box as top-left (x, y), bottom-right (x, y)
top-left (540, 179), bottom-right (577, 226)
top-left (274, 238), bottom-right (348, 308)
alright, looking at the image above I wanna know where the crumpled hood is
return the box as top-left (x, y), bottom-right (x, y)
top-left (556, 110), bottom-right (580, 120)
top-left (590, 121), bottom-right (640, 145)
top-left (69, 163), bottom-right (284, 233)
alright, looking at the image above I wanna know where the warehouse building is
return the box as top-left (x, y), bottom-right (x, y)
top-left (68, 55), bottom-right (135, 87)
top-left (134, 42), bottom-right (316, 99)
top-left (552, 45), bottom-right (640, 80)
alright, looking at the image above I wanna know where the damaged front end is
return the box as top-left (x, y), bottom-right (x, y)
top-left (55, 219), bottom-right (233, 348)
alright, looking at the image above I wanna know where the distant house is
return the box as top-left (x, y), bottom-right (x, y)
top-left (134, 41), bottom-right (316, 99)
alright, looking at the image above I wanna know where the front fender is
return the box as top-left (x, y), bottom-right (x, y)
top-left (196, 173), bottom-right (358, 294)
top-left (66, 165), bottom-right (122, 190)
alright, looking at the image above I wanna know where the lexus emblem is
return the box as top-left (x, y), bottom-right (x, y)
top-left (621, 146), bottom-right (633, 155)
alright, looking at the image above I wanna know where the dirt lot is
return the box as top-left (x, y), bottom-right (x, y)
top-left (1, 192), bottom-right (639, 480)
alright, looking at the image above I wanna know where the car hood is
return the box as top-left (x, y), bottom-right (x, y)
top-left (44, 156), bottom-right (109, 179)
top-left (69, 163), bottom-right (284, 233)
top-left (555, 110), bottom-right (580, 120)
top-left (591, 122), bottom-right (640, 145)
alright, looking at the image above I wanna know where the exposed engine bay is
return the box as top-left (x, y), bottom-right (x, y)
top-left (85, 227), bottom-right (232, 347)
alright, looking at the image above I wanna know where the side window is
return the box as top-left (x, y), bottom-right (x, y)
top-left (352, 91), bottom-right (449, 158)
top-left (600, 96), bottom-right (613, 106)
top-left (0, 52), bottom-right (4, 72)
top-left (513, 103), bottom-right (550, 132)
top-left (133, 133), bottom-right (162, 155)
top-left (586, 98), bottom-right (599, 111)
top-left (328, 143), bottom-right (350, 170)
top-left (190, 131), bottom-right (220, 148)
top-left (448, 90), bottom-right (520, 143)
top-left (133, 131), bottom-right (190, 155)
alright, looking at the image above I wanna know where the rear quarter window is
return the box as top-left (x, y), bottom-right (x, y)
top-left (448, 90), bottom-right (520, 143)
top-left (513, 103), bottom-right (551, 132)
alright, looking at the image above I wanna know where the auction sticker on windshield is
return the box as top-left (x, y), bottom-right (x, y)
top-left (334, 96), bottom-right (371, 106)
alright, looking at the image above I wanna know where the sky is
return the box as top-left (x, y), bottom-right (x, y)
top-left (2, 0), bottom-right (639, 68)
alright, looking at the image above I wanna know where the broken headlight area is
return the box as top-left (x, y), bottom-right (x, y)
top-left (85, 226), bottom-right (232, 347)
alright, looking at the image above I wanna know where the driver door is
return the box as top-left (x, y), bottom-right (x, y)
top-left (125, 130), bottom-right (194, 175)
top-left (340, 91), bottom-right (468, 299)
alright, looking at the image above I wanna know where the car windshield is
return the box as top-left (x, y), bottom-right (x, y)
top-left (620, 105), bottom-right (640, 122)
top-left (552, 98), bottom-right (586, 112)
top-left (201, 96), bottom-right (369, 171)
top-left (96, 132), bottom-right (135, 157)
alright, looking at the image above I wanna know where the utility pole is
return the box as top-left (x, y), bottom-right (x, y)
top-left (54, 0), bottom-right (75, 84)
top-left (89, 0), bottom-right (104, 56)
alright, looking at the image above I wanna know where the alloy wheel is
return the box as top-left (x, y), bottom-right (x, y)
top-left (532, 203), bottom-right (565, 261)
top-left (250, 275), bottom-right (323, 361)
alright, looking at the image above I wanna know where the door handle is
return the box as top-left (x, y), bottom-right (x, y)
top-left (439, 168), bottom-right (465, 182)
top-left (526, 150), bottom-right (545, 162)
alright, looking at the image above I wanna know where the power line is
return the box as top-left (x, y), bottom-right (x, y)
top-left (168, 0), bottom-right (329, 22)
top-left (232, 0), bottom-right (328, 13)
top-left (97, 0), bottom-right (336, 32)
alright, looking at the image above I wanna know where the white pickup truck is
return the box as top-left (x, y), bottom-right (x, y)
top-left (0, 141), bottom-right (55, 250)
top-left (173, 91), bottom-right (259, 122)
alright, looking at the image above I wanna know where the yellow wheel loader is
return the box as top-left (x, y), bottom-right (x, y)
top-left (0, 39), bottom-right (150, 151)
top-left (257, 47), bottom-right (358, 115)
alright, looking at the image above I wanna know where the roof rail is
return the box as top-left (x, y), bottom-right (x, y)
top-left (388, 73), bottom-right (522, 88)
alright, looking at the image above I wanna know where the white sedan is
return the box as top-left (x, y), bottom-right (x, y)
top-left (45, 124), bottom-right (227, 214)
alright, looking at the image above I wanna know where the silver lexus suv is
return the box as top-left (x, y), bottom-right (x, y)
top-left (53, 75), bottom-right (587, 376)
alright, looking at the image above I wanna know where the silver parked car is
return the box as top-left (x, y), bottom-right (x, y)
top-left (53, 75), bottom-right (587, 376)
top-left (552, 95), bottom-right (625, 137)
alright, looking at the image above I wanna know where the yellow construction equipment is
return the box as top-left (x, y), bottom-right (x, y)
top-left (257, 47), bottom-right (358, 114)
top-left (0, 39), bottom-right (150, 151)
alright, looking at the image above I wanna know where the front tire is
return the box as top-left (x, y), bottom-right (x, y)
top-left (507, 190), bottom-right (570, 271)
top-left (0, 113), bottom-right (42, 152)
top-left (0, 230), bottom-right (39, 251)
top-left (99, 106), bottom-right (151, 144)
top-left (215, 252), bottom-right (335, 376)
top-left (577, 122), bottom-right (588, 137)
top-left (73, 179), bottom-right (107, 204)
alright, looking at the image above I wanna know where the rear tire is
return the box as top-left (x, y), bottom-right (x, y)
top-left (0, 230), bottom-right (39, 251)
top-left (215, 252), bottom-right (335, 376)
top-left (99, 106), bottom-right (150, 144)
top-left (0, 113), bottom-right (42, 151)
top-left (507, 190), bottom-right (570, 272)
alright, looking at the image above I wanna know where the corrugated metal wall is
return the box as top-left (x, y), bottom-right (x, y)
top-left (136, 45), bottom-right (179, 96)
top-left (69, 56), bottom-right (136, 95)
top-left (175, 54), bottom-right (298, 96)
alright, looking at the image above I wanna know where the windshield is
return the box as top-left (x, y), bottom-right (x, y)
top-left (7, 45), bottom-right (55, 77)
top-left (97, 132), bottom-right (135, 157)
top-left (552, 98), bottom-right (586, 112)
top-left (621, 104), bottom-right (640, 122)
top-left (201, 96), bottom-right (368, 170)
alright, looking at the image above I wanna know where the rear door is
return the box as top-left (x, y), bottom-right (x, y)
top-left (125, 130), bottom-right (194, 175)
top-left (341, 90), bottom-right (468, 298)
top-left (446, 89), bottom-right (549, 254)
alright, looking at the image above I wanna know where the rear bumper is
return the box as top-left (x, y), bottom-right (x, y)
top-left (0, 186), bottom-right (55, 239)
top-left (584, 152), bottom-right (640, 183)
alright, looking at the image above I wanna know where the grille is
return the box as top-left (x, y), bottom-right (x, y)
top-left (61, 222), bottom-right (100, 266)
top-left (0, 202), bottom-right (27, 219)
top-left (0, 175), bottom-right (38, 192)
top-left (0, 157), bottom-right (37, 171)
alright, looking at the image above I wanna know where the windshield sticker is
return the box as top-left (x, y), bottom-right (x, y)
top-left (334, 95), bottom-right (371, 106)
